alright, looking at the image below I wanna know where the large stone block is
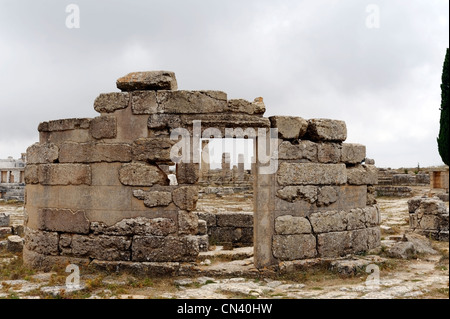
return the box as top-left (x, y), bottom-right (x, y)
top-left (347, 165), bottom-right (378, 185)
top-left (196, 212), bottom-right (217, 227)
top-left (91, 163), bottom-right (122, 186)
top-left (132, 236), bottom-right (199, 262)
top-left (317, 186), bottom-right (339, 206)
top-left (317, 143), bottom-right (341, 164)
top-left (38, 164), bottom-right (91, 186)
top-left (26, 143), bottom-right (59, 164)
top-left (24, 228), bottom-right (59, 256)
top-left (156, 90), bottom-right (227, 114)
top-left (216, 212), bottom-right (253, 228)
top-left (61, 234), bottom-right (131, 261)
top-left (227, 98), bottom-right (265, 115)
top-left (269, 116), bottom-right (308, 140)
top-left (38, 208), bottom-right (90, 234)
top-left (131, 91), bottom-right (158, 114)
top-left (117, 71), bottom-right (178, 91)
top-left (317, 231), bottom-right (351, 258)
top-left (38, 118), bottom-right (91, 132)
top-left (176, 163), bottom-right (199, 185)
top-left (277, 163), bottom-right (347, 186)
top-left (132, 190), bottom-right (172, 208)
top-left (278, 140), bottom-right (317, 161)
top-left (24, 165), bottom-right (39, 184)
top-left (91, 217), bottom-right (177, 237)
top-left (172, 186), bottom-right (199, 211)
top-left (132, 138), bottom-right (175, 163)
top-left (94, 93), bottom-right (130, 113)
top-left (90, 116), bottom-right (117, 139)
top-left (0, 213), bottom-right (10, 227)
top-left (345, 208), bottom-right (366, 230)
top-left (178, 211), bottom-right (199, 235)
top-left (119, 163), bottom-right (169, 187)
top-left (277, 186), bottom-right (318, 203)
top-left (275, 215), bottom-right (312, 235)
top-left (272, 234), bottom-right (317, 260)
top-left (341, 144), bottom-right (366, 164)
top-left (309, 210), bottom-right (347, 233)
top-left (306, 119), bottom-right (347, 142)
top-left (59, 142), bottom-right (132, 163)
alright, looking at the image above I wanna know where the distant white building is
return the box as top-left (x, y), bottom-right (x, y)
top-left (0, 154), bottom-right (26, 201)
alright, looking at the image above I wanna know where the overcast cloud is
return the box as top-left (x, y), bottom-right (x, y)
top-left (0, 0), bottom-right (448, 168)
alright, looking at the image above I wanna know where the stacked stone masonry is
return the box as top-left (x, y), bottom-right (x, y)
top-left (24, 71), bottom-right (381, 271)
top-left (408, 197), bottom-right (449, 242)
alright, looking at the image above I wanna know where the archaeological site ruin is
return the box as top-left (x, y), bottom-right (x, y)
top-left (23, 71), bottom-right (381, 272)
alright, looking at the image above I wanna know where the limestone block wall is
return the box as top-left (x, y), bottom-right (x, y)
top-left (24, 70), bottom-right (381, 271)
top-left (254, 117), bottom-right (381, 268)
top-left (408, 197), bottom-right (449, 242)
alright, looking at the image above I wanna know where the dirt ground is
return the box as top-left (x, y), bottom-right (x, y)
top-left (0, 188), bottom-right (448, 299)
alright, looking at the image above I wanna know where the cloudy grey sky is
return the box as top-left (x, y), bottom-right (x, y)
top-left (0, 0), bottom-right (448, 168)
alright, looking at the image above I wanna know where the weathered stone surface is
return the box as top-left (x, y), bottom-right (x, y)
top-left (197, 220), bottom-right (208, 236)
top-left (6, 235), bottom-right (24, 253)
top-left (0, 227), bottom-right (12, 236)
top-left (227, 98), bottom-right (265, 115)
top-left (178, 211), bottom-right (199, 235)
top-left (176, 163), bottom-right (200, 184)
top-left (346, 165), bottom-right (378, 185)
top-left (156, 91), bottom-right (227, 114)
top-left (24, 228), bottom-right (59, 256)
top-left (272, 234), bottom-right (317, 260)
top-left (277, 186), bottom-right (317, 203)
top-left (197, 235), bottom-right (209, 252)
top-left (306, 119), bottom-right (347, 142)
top-left (23, 247), bottom-right (90, 272)
top-left (132, 138), bottom-right (175, 163)
top-left (94, 93), bottom-right (130, 113)
top-left (132, 190), bottom-right (172, 208)
top-left (316, 231), bottom-right (350, 258)
top-left (131, 91), bottom-right (158, 114)
top-left (24, 165), bottom-right (39, 184)
top-left (91, 217), bottom-right (177, 237)
top-left (38, 164), bottom-right (91, 186)
top-left (341, 144), bottom-right (366, 164)
top-left (317, 186), bottom-right (339, 206)
top-left (388, 242), bottom-right (416, 259)
top-left (38, 119), bottom-right (91, 132)
top-left (277, 163), bottom-right (347, 186)
top-left (269, 116), bottom-right (308, 140)
top-left (415, 198), bottom-right (447, 215)
top-left (60, 234), bottom-right (131, 261)
top-left (117, 71), bottom-right (178, 92)
top-left (26, 143), bottom-right (59, 164)
top-left (317, 143), bottom-right (341, 163)
top-left (404, 233), bottom-right (438, 255)
top-left (132, 236), bottom-right (199, 262)
top-left (38, 208), bottom-right (90, 234)
top-left (275, 215), bottom-right (312, 235)
top-left (216, 212), bottom-right (253, 228)
top-left (119, 163), bottom-right (169, 186)
top-left (309, 211), bottom-right (347, 233)
top-left (196, 212), bottom-right (216, 227)
top-left (59, 142), bottom-right (132, 163)
top-left (90, 116), bottom-right (117, 139)
top-left (172, 186), bottom-right (199, 211)
top-left (345, 208), bottom-right (366, 230)
top-left (278, 140), bottom-right (317, 161)
top-left (364, 206), bottom-right (381, 227)
top-left (0, 213), bottom-right (10, 227)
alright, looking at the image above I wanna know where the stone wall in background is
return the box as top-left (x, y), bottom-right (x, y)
top-left (24, 71), bottom-right (381, 271)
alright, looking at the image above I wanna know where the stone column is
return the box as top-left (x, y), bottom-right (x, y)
top-left (222, 153), bottom-right (231, 183)
top-left (200, 140), bottom-right (211, 180)
top-left (237, 153), bottom-right (245, 181)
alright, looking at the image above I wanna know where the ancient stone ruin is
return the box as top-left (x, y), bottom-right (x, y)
top-left (0, 155), bottom-right (26, 202)
top-left (23, 71), bottom-right (381, 272)
top-left (408, 197), bottom-right (449, 242)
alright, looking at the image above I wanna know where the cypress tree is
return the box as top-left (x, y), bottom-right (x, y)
top-left (438, 48), bottom-right (449, 166)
